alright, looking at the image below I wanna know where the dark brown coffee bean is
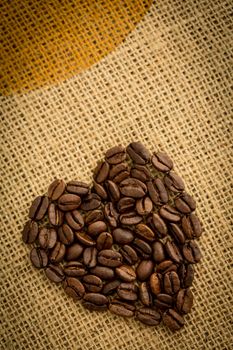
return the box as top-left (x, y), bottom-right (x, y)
top-left (150, 273), bottom-right (162, 295)
top-left (66, 181), bottom-right (89, 196)
top-left (164, 271), bottom-right (180, 295)
top-left (133, 238), bottom-right (152, 259)
top-left (90, 266), bottom-right (115, 280)
top-left (50, 242), bottom-right (66, 263)
top-left (65, 210), bottom-right (84, 230)
top-left (58, 224), bottom-right (74, 245)
top-left (109, 163), bottom-right (130, 183)
top-left (98, 250), bottom-right (122, 267)
top-left (117, 282), bottom-right (138, 301)
top-left (168, 223), bottom-right (186, 245)
top-left (82, 275), bottom-right (103, 293)
top-left (105, 145), bottom-right (126, 164)
top-left (80, 193), bottom-right (101, 211)
top-left (178, 264), bottom-right (194, 288)
top-left (136, 307), bottom-right (161, 326)
top-left (38, 227), bottom-right (57, 249)
top-left (92, 181), bottom-right (108, 200)
top-left (119, 178), bottom-right (147, 198)
top-left (94, 161), bottom-right (110, 183)
top-left (164, 172), bottom-right (185, 192)
top-left (115, 265), bottom-right (136, 282)
top-left (175, 192), bottom-right (196, 214)
top-left (139, 282), bottom-right (152, 306)
top-left (131, 165), bottom-right (151, 182)
top-left (154, 293), bottom-right (173, 309)
top-left (119, 211), bottom-right (142, 225)
top-left (65, 243), bottom-right (83, 261)
top-left (136, 260), bottom-right (154, 281)
top-left (83, 247), bottom-right (98, 268)
top-left (48, 203), bottom-right (64, 226)
top-left (75, 232), bottom-right (96, 246)
top-left (87, 221), bottom-right (107, 237)
top-left (22, 220), bottom-right (39, 244)
top-left (83, 293), bottom-right (108, 306)
top-left (163, 309), bottom-right (185, 331)
top-left (136, 196), bottom-right (153, 216)
top-left (126, 142), bottom-right (150, 165)
top-left (165, 240), bottom-right (183, 264)
top-left (30, 248), bottom-right (48, 268)
top-left (112, 228), bottom-right (134, 245)
top-left (181, 213), bottom-right (202, 239)
top-left (64, 261), bottom-right (87, 277)
top-left (117, 197), bottom-right (135, 213)
top-left (63, 277), bottom-right (85, 299)
top-left (85, 210), bottom-right (104, 225)
top-left (151, 151), bottom-right (173, 172)
top-left (102, 280), bottom-right (121, 295)
top-left (148, 213), bottom-right (168, 238)
top-left (152, 241), bottom-right (166, 263)
top-left (48, 179), bottom-right (66, 200)
top-left (58, 194), bottom-right (81, 211)
top-left (106, 180), bottom-right (120, 202)
top-left (120, 245), bottom-right (138, 265)
top-left (147, 178), bottom-right (168, 205)
top-left (45, 264), bottom-right (64, 283)
top-left (109, 299), bottom-right (135, 317)
top-left (82, 301), bottom-right (108, 312)
top-left (183, 241), bottom-right (202, 263)
top-left (96, 232), bottom-right (113, 250)
top-left (104, 202), bottom-right (119, 227)
top-left (29, 195), bottom-right (49, 221)
top-left (176, 288), bottom-right (193, 314)
top-left (156, 260), bottom-right (177, 274)
top-left (135, 223), bottom-right (155, 242)
top-left (159, 205), bottom-right (181, 222)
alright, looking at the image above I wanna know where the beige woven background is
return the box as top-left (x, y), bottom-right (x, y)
top-left (1, 1), bottom-right (233, 349)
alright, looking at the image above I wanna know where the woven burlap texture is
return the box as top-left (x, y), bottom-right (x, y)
top-left (1, 1), bottom-right (232, 349)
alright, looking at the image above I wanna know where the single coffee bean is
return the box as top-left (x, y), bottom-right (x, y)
top-left (152, 241), bottom-right (166, 263)
top-left (105, 180), bottom-right (120, 202)
top-left (94, 161), bottom-right (110, 183)
top-left (82, 301), bottom-right (108, 312)
top-left (102, 279), bottom-right (121, 295)
top-left (136, 307), bottom-right (161, 326)
top-left (176, 288), bottom-right (194, 314)
top-left (120, 245), bottom-right (138, 265)
top-left (82, 274), bottom-right (103, 293)
top-left (163, 309), bottom-right (185, 331)
top-left (65, 243), bottom-right (83, 261)
top-left (165, 240), bottom-right (183, 264)
top-left (139, 282), bottom-right (152, 306)
top-left (38, 227), bottom-right (57, 249)
top-left (58, 224), bottom-right (74, 245)
top-left (136, 196), bottom-right (153, 216)
top-left (175, 192), bottom-right (196, 214)
top-left (104, 202), bottom-right (119, 227)
top-left (164, 172), bottom-right (185, 192)
top-left (163, 271), bottom-right (180, 295)
top-left (47, 179), bottom-right (66, 200)
top-left (109, 163), bottom-right (130, 183)
top-left (22, 220), bottom-right (39, 244)
top-left (65, 210), bottom-right (84, 230)
top-left (183, 241), bottom-right (202, 263)
top-left (136, 260), bottom-right (154, 281)
top-left (133, 238), bottom-right (152, 259)
top-left (105, 145), bottom-right (126, 164)
top-left (58, 194), bottom-right (81, 211)
top-left (64, 261), bottom-right (87, 277)
top-left (151, 151), bottom-right (173, 172)
top-left (90, 266), bottom-right (115, 280)
top-left (48, 203), bottom-right (64, 226)
top-left (85, 210), bottom-right (104, 225)
top-left (92, 181), bottom-right (108, 200)
top-left (181, 213), bottom-right (202, 239)
top-left (112, 228), bottom-right (134, 245)
top-left (63, 277), bottom-right (85, 299)
top-left (80, 193), bottom-right (101, 211)
top-left (115, 265), bottom-right (136, 282)
top-left (150, 273), bottom-right (162, 295)
top-left (178, 264), bottom-right (194, 288)
top-left (50, 242), bottom-right (66, 263)
top-left (45, 264), bottom-right (64, 283)
top-left (154, 293), bottom-right (173, 309)
top-left (83, 247), bottom-right (98, 268)
top-left (83, 293), bottom-right (108, 307)
top-left (87, 221), bottom-right (107, 237)
top-left (156, 260), bottom-right (177, 274)
top-left (96, 232), bottom-right (113, 250)
top-left (135, 223), bottom-right (155, 242)
top-left (126, 141), bottom-right (150, 164)
top-left (29, 195), bottom-right (49, 221)
top-left (119, 178), bottom-right (147, 198)
top-left (75, 232), bottom-right (96, 246)
top-left (150, 213), bottom-right (167, 238)
top-left (66, 181), bottom-right (89, 196)
top-left (117, 197), bottom-right (135, 213)
top-left (168, 223), bottom-right (186, 245)
top-left (159, 205), bottom-right (181, 222)
top-left (109, 299), bottom-right (135, 317)
top-left (119, 211), bottom-right (142, 225)
top-left (131, 164), bottom-right (151, 182)
top-left (30, 248), bottom-right (48, 268)
top-left (117, 282), bottom-right (138, 301)
top-left (98, 250), bottom-right (122, 267)
top-left (147, 178), bottom-right (168, 205)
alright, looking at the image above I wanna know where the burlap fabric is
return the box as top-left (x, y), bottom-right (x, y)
top-left (1, 1), bottom-right (232, 349)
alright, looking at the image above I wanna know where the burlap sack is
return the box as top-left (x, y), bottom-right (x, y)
top-left (1, 1), bottom-right (232, 349)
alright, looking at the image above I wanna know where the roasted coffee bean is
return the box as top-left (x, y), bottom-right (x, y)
top-left (117, 197), bottom-right (135, 213)
top-left (156, 260), bottom-right (177, 274)
top-left (98, 250), bottom-right (122, 267)
top-left (109, 299), bottom-right (135, 317)
top-left (154, 293), bottom-right (173, 309)
top-left (131, 165), bottom-right (151, 182)
top-left (38, 227), bottom-right (57, 249)
top-left (29, 195), bottom-right (49, 221)
top-left (159, 205), bottom-right (181, 222)
top-left (176, 288), bottom-right (194, 314)
top-left (106, 180), bottom-right (120, 202)
top-left (63, 277), bottom-right (85, 299)
top-left (50, 242), bottom-right (66, 263)
top-left (83, 293), bottom-right (108, 308)
top-left (119, 178), bottom-right (147, 198)
top-left (163, 309), bottom-right (185, 331)
top-left (163, 271), bottom-right (180, 295)
top-left (175, 192), bottom-right (196, 214)
top-left (96, 232), bottom-right (113, 250)
top-left (87, 221), bottom-right (107, 237)
top-left (75, 232), bottom-right (96, 246)
top-left (152, 241), bottom-right (166, 263)
top-left (112, 228), bottom-right (134, 245)
top-left (104, 202), bottom-right (119, 227)
top-left (105, 145), bottom-right (126, 164)
top-left (115, 265), bottom-right (136, 282)
top-left (126, 141), bottom-right (150, 165)
top-left (120, 245), bottom-right (138, 265)
top-left (136, 196), bottom-right (153, 216)
top-left (30, 248), bottom-right (48, 268)
top-left (178, 264), bottom-right (194, 288)
top-left (83, 247), bottom-right (98, 268)
top-left (80, 193), bottom-right (101, 211)
top-left (22, 220), bottom-right (39, 244)
top-left (168, 223), bottom-right (185, 245)
top-left (45, 264), bottom-right (64, 283)
top-left (150, 213), bottom-right (167, 238)
top-left (85, 210), bottom-right (104, 225)
top-left (58, 194), bottom-right (81, 211)
top-left (102, 279), bottom-right (121, 295)
top-left (58, 224), bottom-right (74, 245)
top-left (48, 203), bottom-right (64, 226)
top-left (183, 241), bottom-right (202, 263)
top-left (164, 172), bottom-right (185, 193)
top-left (48, 179), bottom-right (66, 200)
top-left (64, 261), bottom-right (87, 277)
top-left (133, 238), bottom-right (152, 259)
top-left (92, 181), bottom-right (108, 200)
top-left (66, 181), bottom-right (89, 196)
top-left (136, 260), bottom-right (154, 281)
top-left (65, 243), bottom-right (83, 261)
top-left (109, 163), bottom-right (130, 183)
top-left (119, 211), bottom-right (142, 225)
top-left (90, 266), bottom-right (115, 280)
top-left (147, 179), bottom-right (168, 205)
top-left (181, 213), bottom-right (202, 239)
top-left (139, 282), bottom-right (152, 306)
top-left (136, 307), bottom-right (161, 326)
top-left (83, 301), bottom-right (108, 312)
top-left (82, 275), bottom-right (103, 293)
top-left (165, 240), bottom-right (183, 264)
top-left (117, 282), bottom-right (138, 301)
top-left (151, 151), bottom-right (173, 172)
top-left (150, 273), bottom-right (162, 295)
top-left (135, 223), bottom-right (155, 242)
top-left (65, 210), bottom-right (84, 230)
top-left (94, 161), bottom-right (110, 183)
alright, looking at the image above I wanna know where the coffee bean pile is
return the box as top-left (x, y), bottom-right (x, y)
top-left (22, 142), bottom-right (202, 332)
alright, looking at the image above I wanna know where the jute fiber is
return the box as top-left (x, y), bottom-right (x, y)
top-left (1, 1), bottom-right (232, 349)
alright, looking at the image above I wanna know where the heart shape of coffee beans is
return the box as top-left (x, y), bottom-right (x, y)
top-left (22, 142), bottom-right (202, 332)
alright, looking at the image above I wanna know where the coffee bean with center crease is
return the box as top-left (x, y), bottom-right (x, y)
top-left (87, 221), bottom-right (107, 237)
top-left (115, 265), bottom-right (136, 282)
top-left (109, 299), bottom-right (135, 317)
top-left (85, 210), bottom-right (104, 225)
top-left (48, 179), bottom-right (66, 200)
top-left (83, 247), bottom-right (98, 268)
top-left (147, 179), bottom-right (168, 205)
top-left (45, 264), bottom-right (64, 283)
top-left (90, 266), bottom-right (115, 280)
top-left (63, 277), bottom-right (85, 299)
top-left (50, 242), bottom-right (66, 263)
top-left (181, 213), bottom-right (202, 239)
top-left (178, 264), bottom-right (194, 288)
top-left (117, 197), bottom-right (135, 213)
top-left (126, 141), bottom-right (150, 165)
top-left (154, 294), bottom-right (173, 310)
top-left (175, 192), bottom-right (196, 214)
top-left (163, 309), bottom-right (185, 331)
top-left (117, 282), bottom-right (138, 301)
top-left (65, 243), bottom-right (83, 261)
top-left (131, 164), bottom-right (151, 182)
top-left (112, 228), bottom-right (134, 245)
top-left (38, 227), bottom-right (57, 249)
top-left (163, 271), bottom-right (180, 295)
top-left (22, 220), bottom-right (39, 244)
top-left (94, 161), bottom-right (110, 183)
top-left (119, 211), bottom-right (142, 225)
top-left (183, 241), bottom-right (202, 263)
top-left (98, 250), bottom-right (122, 267)
top-left (104, 202), bottom-right (119, 227)
top-left (82, 275), bottom-right (103, 293)
top-left (48, 203), bottom-right (64, 227)
top-left (105, 180), bottom-right (121, 202)
top-left (176, 288), bottom-right (194, 314)
top-left (148, 213), bottom-right (168, 238)
top-left (80, 193), bottom-right (101, 211)
top-left (66, 181), bottom-right (89, 196)
top-left (58, 194), bottom-right (81, 211)
top-left (65, 210), bottom-right (84, 230)
top-left (96, 232), bottom-right (113, 250)
top-left (30, 248), bottom-right (48, 268)
top-left (29, 195), bottom-right (49, 221)
top-left (92, 181), bottom-right (108, 200)
top-left (105, 145), bottom-right (126, 164)
top-left (165, 240), bottom-right (183, 264)
top-left (150, 272), bottom-right (162, 295)
top-left (168, 223), bottom-right (186, 245)
top-left (151, 151), bottom-right (173, 172)
top-left (109, 163), bottom-right (130, 183)
top-left (119, 178), bottom-right (147, 198)
top-left (136, 196), bottom-right (153, 216)
top-left (133, 238), bottom-right (152, 259)
top-left (136, 307), bottom-right (161, 326)
top-left (83, 293), bottom-right (108, 311)
top-left (58, 224), bottom-right (74, 245)
top-left (156, 260), bottom-right (177, 274)
top-left (135, 223), bottom-right (155, 242)
top-left (152, 241), bottom-right (166, 263)
top-left (136, 260), bottom-right (154, 281)
top-left (139, 282), bottom-right (152, 306)
top-left (164, 172), bottom-right (185, 193)
top-left (102, 280), bottom-right (121, 295)
top-left (120, 245), bottom-right (138, 265)
top-left (159, 205), bottom-right (181, 222)
top-left (64, 261), bottom-right (87, 277)
top-left (75, 232), bottom-right (96, 246)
